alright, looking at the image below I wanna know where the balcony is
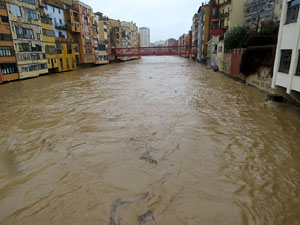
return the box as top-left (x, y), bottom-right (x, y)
top-left (72, 23), bottom-right (81, 33)
top-left (55, 23), bottom-right (67, 30)
top-left (211, 27), bottom-right (226, 36)
top-left (218, 0), bottom-right (231, 6)
top-left (41, 16), bottom-right (52, 25)
top-left (218, 12), bottom-right (229, 18)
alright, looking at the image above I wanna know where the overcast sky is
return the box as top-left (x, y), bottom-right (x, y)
top-left (84, 0), bottom-right (205, 43)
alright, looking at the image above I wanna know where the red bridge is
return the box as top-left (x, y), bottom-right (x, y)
top-left (114, 46), bottom-right (197, 57)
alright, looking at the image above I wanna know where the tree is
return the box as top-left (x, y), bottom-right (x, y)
top-left (245, 0), bottom-right (274, 33)
top-left (224, 25), bottom-right (253, 49)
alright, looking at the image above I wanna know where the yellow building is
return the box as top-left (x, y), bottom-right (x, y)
top-left (43, 0), bottom-right (77, 72)
top-left (202, 4), bottom-right (211, 61)
top-left (108, 19), bottom-right (122, 61)
top-left (55, 39), bottom-right (77, 72)
top-left (229, 0), bottom-right (247, 29)
top-left (41, 16), bottom-right (58, 71)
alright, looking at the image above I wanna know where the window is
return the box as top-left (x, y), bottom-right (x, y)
top-left (53, 8), bottom-right (55, 13)
top-left (218, 46), bottom-right (223, 53)
top-left (59, 19), bottom-right (62, 24)
top-left (43, 29), bottom-right (54, 37)
top-left (279, 50), bottom-right (292, 73)
top-left (212, 8), bottom-right (216, 17)
top-left (212, 21), bottom-right (219, 28)
top-left (220, 19), bottom-right (225, 28)
top-left (19, 43), bottom-right (31, 52)
top-left (286, 0), bottom-right (300, 24)
top-left (0, 2), bottom-right (5, 9)
top-left (20, 0), bottom-right (35, 5)
top-left (26, 9), bottom-right (37, 20)
top-left (1, 63), bottom-right (18, 75)
top-left (296, 51), bottom-right (300, 75)
top-left (0, 46), bottom-right (14, 57)
top-left (0, 33), bottom-right (12, 41)
top-left (39, 63), bottom-right (47, 70)
top-left (31, 54), bottom-right (40, 60)
top-left (46, 45), bottom-right (56, 55)
top-left (16, 27), bottom-right (34, 39)
top-left (1, 16), bottom-right (9, 23)
top-left (32, 44), bottom-right (42, 52)
top-left (60, 58), bottom-right (63, 69)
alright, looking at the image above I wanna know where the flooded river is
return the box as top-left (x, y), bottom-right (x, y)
top-left (0, 56), bottom-right (300, 225)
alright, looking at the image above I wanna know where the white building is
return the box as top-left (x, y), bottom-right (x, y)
top-left (272, 0), bottom-right (300, 101)
top-left (44, 3), bottom-right (67, 39)
top-left (139, 27), bottom-right (150, 47)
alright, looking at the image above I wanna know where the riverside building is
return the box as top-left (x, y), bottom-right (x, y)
top-left (272, 0), bottom-right (300, 102)
top-left (0, 0), bottom-right (19, 83)
top-left (43, 0), bottom-right (77, 72)
top-left (72, 0), bottom-right (95, 64)
top-left (139, 27), bottom-right (150, 47)
top-left (6, 0), bottom-right (48, 79)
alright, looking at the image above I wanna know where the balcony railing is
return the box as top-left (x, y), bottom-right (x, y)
top-left (55, 23), bottom-right (67, 30)
top-left (41, 16), bottom-right (52, 25)
top-left (218, 12), bottom-right (229, 18)
top-left (218, 0), bottom-right (231, 6)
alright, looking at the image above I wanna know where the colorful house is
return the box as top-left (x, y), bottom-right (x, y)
top-left (0, 0), bottom-right (19, 83)
top-left (72, 0), bottom-right (95, 64)
top-left (43, 0), bottom-right (77, 72)
top-left (6, 0), bottom-right (48, 79)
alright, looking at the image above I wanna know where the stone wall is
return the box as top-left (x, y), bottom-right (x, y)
top-left (246, 67), bottom-right (277, 94)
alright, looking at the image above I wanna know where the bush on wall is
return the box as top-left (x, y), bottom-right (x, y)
top-left (224, 25), bottom-right (253, 49)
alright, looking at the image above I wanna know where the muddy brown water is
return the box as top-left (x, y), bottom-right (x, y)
top-left (0, 56), bottom-right (300, 225)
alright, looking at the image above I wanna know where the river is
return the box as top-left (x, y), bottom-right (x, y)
top-left (0, 56), bottom-right (300, 225)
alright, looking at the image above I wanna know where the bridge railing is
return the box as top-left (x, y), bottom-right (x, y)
top-left (114, 46), bottom-right (197, 57)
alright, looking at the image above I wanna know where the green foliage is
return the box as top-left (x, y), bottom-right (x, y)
top-left (260, 21), bottom-right (279, 35)
top-left (224, 25), bottom-right (253, 49)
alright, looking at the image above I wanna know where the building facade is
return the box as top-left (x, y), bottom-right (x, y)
top-left (166, 38), bottom-right (178, 46)
top-left (246, 0), bottom-right (282, 32)
top-left (120, 21), bottom-right (139, 61)
top-left (0, 0), bottom-right (19, 83)
top-left (196, 3), bottom-right (210, 62)
top-left (108, 18), bottom-right (121, 61)
top-left (94, 12), bottom-right (110, 65)
top-left (43, 0), bottom-right (77, 72)
top-left (139, 27), bottom-right (150, 47)
top-left (7, 0), bottom-right (48, 79)
top-left (272, 0), bottom-right (300, 102)
top-left (41, 14), bottom-right (58, 72)
top-left (72, 0), bottom-right (95, 64)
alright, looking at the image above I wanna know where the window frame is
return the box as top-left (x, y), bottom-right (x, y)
top-left (296, 50), bottom-right (300, 75)
top-left (286, 0), bottom-right (300, 24)
top-left (279, 50), bottom-right (292, 74)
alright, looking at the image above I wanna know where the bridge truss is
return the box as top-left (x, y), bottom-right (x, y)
top-left (114, 46), bottom-right (197, 57)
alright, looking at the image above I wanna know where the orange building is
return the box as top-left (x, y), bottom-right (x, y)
top-left (72, 0), bottom-right (95, 64)
top-left (0, 0), bottom-right (19, 83)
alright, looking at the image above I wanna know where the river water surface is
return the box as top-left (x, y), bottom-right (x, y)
top-left (0, 56), bottom-right (300, 225)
